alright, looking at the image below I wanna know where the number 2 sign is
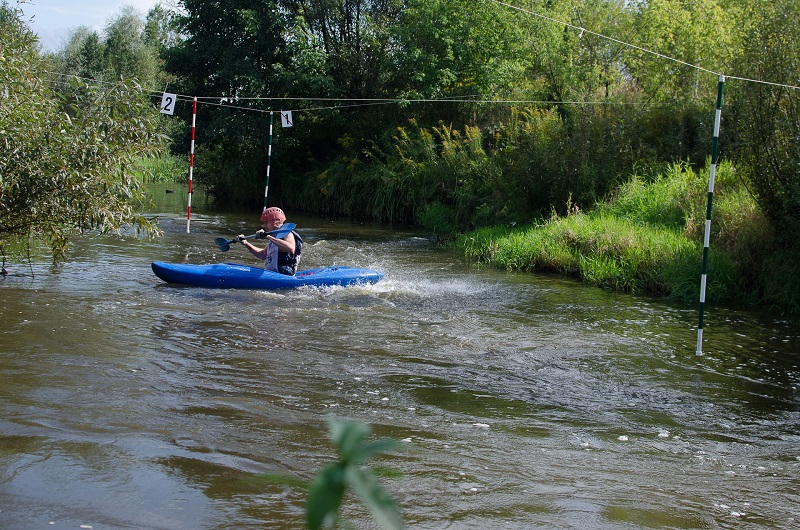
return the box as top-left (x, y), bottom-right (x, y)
top-left (160, 92), bottom-right (177, 115)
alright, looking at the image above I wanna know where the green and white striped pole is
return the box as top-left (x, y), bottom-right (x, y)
top-left (696, 74), bottom-right (725, 356)
top-left (263, 111), bottom-right (274, 213)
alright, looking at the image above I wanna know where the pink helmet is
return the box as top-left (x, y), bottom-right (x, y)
top-left (261, 207), bottom-right (286, 223)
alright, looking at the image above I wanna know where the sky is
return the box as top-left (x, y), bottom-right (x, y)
top-left (16, 0), bottom-right (164, 52)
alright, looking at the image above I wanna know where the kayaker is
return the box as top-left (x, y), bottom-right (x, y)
top-left (236, 207), bottom-right (302, 275)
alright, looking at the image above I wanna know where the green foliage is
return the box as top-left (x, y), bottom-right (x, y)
top-left (164, 0), bottom-right (293, 208)
top-left (624, 0), bottom-right (735, 104)
top-left (597, 162), bottom-right (698, 229)
top-left (526, 0), bottom-right (633, 104)
top-left (389, 0), bottom-right (528, 100)
top-left (59, 26), bottom-right (107, 80)
top-left (294, 119), bottom-right (494, 230)
top-left (463, 212), bottom-right (698, 295)
top-left (55, 5), bottom-right (164, 88)
top-left (725, 0), bottom-right (800, 244)
top-left (135, 153), bottom-right (187, 183)
top-left (168, 0), bottom-right (289, 97)
top-left (459, 161), bottom-right (799, 312)
top-left (103, 6), bottom-right (161, 84)
top-left (283, 0), bottom-right (404, 100)
top-left (491, 106), bottom-right (574, 218)
top-left (144, 3), bottom-right (181, 52)
top-left (306, 417), bottom-right (403, 530)
top-left (761, 250), bottom-right (800, 312)
top-left (0, 2), bottom-right (163, 265)
top-left (418, 202), bottom-right (458, 239)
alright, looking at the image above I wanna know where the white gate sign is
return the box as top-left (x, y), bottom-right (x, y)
top-left (160, 92), bottom-right (177, 115)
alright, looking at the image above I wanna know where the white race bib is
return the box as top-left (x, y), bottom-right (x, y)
top-left (264, 243), bottom-right (279, 271)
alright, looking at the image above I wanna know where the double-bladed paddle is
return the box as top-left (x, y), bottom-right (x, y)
top-left (214, 223), bottom-right (297, 252)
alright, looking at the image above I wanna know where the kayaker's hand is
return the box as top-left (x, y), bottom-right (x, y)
top-left (255, 229), bottom-right (266, 239)
top-left (235, 234), bottom-right (246, 243)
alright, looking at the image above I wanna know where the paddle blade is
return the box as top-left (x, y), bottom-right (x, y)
top-left (214, 237), bottom-right (231, 252)
top-left (268, 223), bottom-right (297, 238)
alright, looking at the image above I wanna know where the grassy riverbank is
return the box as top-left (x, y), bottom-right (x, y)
top-left (136, 153), bottom-right (187, 183)
top-left (458, 162), bottom-right (800, 313)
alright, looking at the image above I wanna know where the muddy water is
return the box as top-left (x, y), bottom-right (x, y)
top-left (1, 188), bottom-right (799, 529)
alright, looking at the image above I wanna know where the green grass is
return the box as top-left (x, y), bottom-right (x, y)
top-left (462, 213), bottom-right (698, 296)
top-left (458, 161), bottom-right (799, 313)
top-left (134, 153), bottom-right (187, 183)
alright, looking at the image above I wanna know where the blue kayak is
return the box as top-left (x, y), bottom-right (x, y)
top-left (151, 262), bottom-right (384, 290)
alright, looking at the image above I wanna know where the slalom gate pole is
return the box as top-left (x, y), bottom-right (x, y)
top-left (263, 111), bottom-right (274, 212)
top-left (186, 97), bottom-right (197, 233)
top-left (696, 75), bottom-right (725, 355)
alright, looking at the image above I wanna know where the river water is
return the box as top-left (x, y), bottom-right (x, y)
top-left (1, 186), bottom-right (799, 529)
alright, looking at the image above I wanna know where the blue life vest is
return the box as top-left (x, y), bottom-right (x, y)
top-left (276, 230), bottom-right (302, 275)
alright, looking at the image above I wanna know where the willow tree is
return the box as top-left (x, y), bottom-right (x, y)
top-left (0, 2), bottom-right (162, 268)
top-left (103, 5), bottom-right (163, 85)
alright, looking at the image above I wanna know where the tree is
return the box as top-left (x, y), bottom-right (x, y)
top-left (280, 0), bottom-right (404, 99)
top-left (623, 0), bottom-right (736, 104)
top-left (103, 5), bottom-right (161, 86)
top-left (144, 2), bottom-right (182, 53)
top-left (163, 0), bottom-right (297, 205)
top-left (167, 0), bottom-right (290, 99)
top-left (60, 26), bottom-right (107, 80)
top-left (726, 0), bottom-right (800, 242)
top-left (388, 0), bottom-right (528, 102)
top-left (56, 5), bottom-right (164, 89)
top-left (0, 2), bottom-right (163, 267)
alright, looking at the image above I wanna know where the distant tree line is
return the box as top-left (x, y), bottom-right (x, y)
top-left (154, 0), bottom-right (798, 240)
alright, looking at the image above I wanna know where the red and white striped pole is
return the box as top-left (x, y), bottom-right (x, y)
top-left (187, 97), bottom-right (197, 233)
